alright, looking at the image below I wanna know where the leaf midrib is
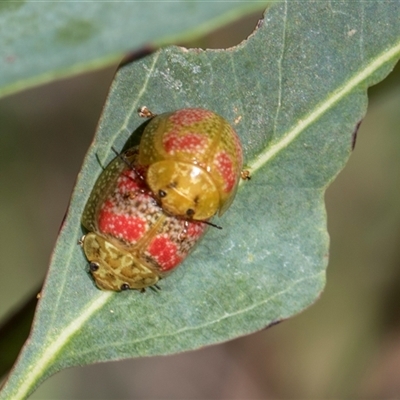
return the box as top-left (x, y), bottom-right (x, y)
top-left (248, 38), bottom-right (400, 178)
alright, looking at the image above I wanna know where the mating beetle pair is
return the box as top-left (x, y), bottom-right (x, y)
top-left (81, 108), bottom-right (245, 291)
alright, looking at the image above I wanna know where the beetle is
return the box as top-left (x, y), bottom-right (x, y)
top-left (137, 108), bottom-right (243, 221)
top-left (80, 147), bottom-right (208, 291)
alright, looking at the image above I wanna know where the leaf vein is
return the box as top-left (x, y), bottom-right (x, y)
top-left (78, 270), bottom-right (324, 356)
top-left (247, 39), bottom-right (400, 176)
top-left (272, 0), bottom-right (287, 136)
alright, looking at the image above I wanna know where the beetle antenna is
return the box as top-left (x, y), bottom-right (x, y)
top-left (203, 220), bottom-right (223, 230)
top-left (111, 147), bottom-right (136, 171)
top-left (111, 146), bottom-right (134, 169)
top-left (111, 146), bottom-right (148, 186)
top-left (95, 153), bottom-right (106, 170)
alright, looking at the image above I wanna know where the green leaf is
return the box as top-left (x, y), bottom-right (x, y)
top-left (0, 0), bottom-right (266, 98)
top-left (2, 1), bottom-right (400, 399)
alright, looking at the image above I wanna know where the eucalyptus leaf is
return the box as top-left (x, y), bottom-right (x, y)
top-left (0, 0), bottom-right (266, 98)
top-left (1, 1), bottom-right (400, 399)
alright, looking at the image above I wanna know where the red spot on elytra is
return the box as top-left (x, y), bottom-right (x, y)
top-left (233, 130), bottom-right (243, 166)
top-left (98, 209), bottom-right (146, 243)
top-left (163, 132), bottom-right (208, 155)
top-left (215, 152), bottom-right (235, 192)
top-left (118, 171), bottom-right (142, 192)
top-left (148, 236), bottom-right (182, 271)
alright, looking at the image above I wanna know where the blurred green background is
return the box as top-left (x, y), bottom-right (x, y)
top-left (1, 12), bottom-right (400, 399)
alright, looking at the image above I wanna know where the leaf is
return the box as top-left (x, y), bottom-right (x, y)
top-left (2, 1), bottom-right (400, 399)
top-left (0, 0), bottom-right (266, 98)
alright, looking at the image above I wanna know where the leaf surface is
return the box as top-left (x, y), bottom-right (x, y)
top-left (0, 0), bottom-right (265, 98)
top-left (1, 2), bottom-right (400, 399)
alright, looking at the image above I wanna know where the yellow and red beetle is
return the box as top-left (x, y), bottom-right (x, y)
top-left (138, 108), bottom-right (243, 221)
top-left (81, 147), bottom-right (208, 291)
